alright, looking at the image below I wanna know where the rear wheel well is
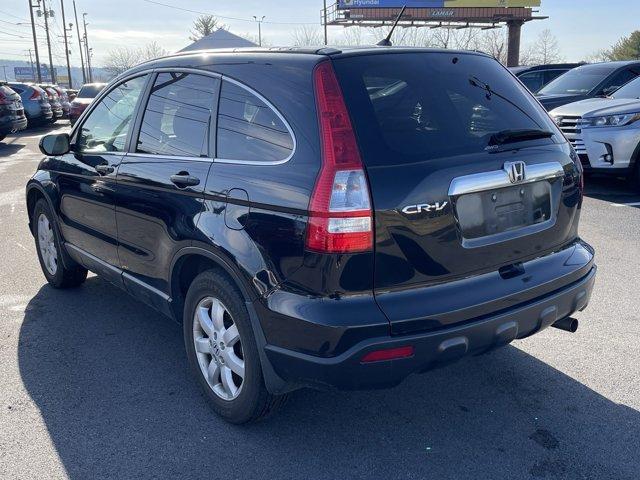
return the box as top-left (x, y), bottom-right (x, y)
top-left (170, 254), bottom-right (246, 322)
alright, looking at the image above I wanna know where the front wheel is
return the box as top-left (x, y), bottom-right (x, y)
top-left (183, 270), bottom-right (286, 423)
top-left (33, 199), bottom-right (87, 288)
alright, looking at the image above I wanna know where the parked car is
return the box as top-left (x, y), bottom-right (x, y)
top-left (66, 88), bottom-right (78, 102)
top-left (41, 85), bottom-right (71, 118)
top-left (551, 75), bottom-right (640, 188)
top-left (7, 83), bottom-right (53, 127)
top-left (536, 61), bottom-right (640, 110)
top-left (39, 85), bottom-right (63, 122)
top-left (0, 83), bottom-right (27, 142)
top-left (27, 47), bottom-right (596, 423)
top-left (69, 82), bottom-right (106, 126)
top-left (510, 63), bottom-right (584, 93)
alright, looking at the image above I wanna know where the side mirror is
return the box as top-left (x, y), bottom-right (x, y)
top-left (39, 133), bottom-right (70, 156)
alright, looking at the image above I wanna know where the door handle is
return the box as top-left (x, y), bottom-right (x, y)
top-left (170, 173), bottom-right (200, 188)
top-left (96, 164), bottom-right (114, 175)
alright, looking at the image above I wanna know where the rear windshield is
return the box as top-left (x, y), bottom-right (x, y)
top-left (537, 65), bottom-right (613, 95)
top-left (333, 52), bottom-right (559, 166)
top-left (77, 84), bottom-right (105, 98)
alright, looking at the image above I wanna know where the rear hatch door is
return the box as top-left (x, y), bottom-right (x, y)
top-left (333, 52), bottom-right (583, 332)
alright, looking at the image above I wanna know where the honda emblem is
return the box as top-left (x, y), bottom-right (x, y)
top-left (504, 161), bottom-right (526, 184)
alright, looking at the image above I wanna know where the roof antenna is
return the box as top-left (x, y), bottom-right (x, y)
top-left (376, 5), bottom-right (407, 46)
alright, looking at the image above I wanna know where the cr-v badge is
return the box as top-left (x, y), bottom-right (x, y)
top-left (401, 201), bottom-right (448, 215)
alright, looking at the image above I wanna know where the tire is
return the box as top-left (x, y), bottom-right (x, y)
top-left (632, 162), bottom-right (640, 193)
top-left (183, 269), bottom-right (286, 423)
top-left (33, 199), bottom-right (87, 288)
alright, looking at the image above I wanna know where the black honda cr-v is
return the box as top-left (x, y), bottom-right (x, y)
top-left (26, 47), bottom-right (596, 423)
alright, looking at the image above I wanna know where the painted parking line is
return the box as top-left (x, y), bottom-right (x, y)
top-left (610, 202), bottom-right (640, 207)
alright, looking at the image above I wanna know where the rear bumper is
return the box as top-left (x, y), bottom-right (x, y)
top-left (264, 265), bottom-right (596, 391)
top-left (0, 115), bottom-right (28, 134)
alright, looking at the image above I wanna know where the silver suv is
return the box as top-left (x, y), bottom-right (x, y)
top-left (551, 76), bottom-right (640, 189)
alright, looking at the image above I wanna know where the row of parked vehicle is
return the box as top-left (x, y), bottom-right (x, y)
top-left (0, 81), bottom-right (105, 142)
top-left (512, 60), bottom-right (640, 187)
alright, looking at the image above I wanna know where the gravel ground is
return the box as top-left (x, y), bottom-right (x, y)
top-left (0, 125), bottom-right (639, 480)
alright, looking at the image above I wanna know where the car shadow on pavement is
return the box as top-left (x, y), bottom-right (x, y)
top-left (18, 277), bottom-right (640, 480)
top-left (584, 174), bottom-right (640, 206)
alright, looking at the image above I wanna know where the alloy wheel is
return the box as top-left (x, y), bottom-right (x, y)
top-left (193, 296), bottom-right (245, 400)
top-left (37, 213), bottom-right (58, 276)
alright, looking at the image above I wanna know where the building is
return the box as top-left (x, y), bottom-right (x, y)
top-left (180, 29), bottom-right (257, 52)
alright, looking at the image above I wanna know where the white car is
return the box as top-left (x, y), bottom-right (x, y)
top-left (550, 77), bottom-right (640, 188)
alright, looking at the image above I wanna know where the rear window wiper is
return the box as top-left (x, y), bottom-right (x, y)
top-left (488, 129), bottom-right (555, 146)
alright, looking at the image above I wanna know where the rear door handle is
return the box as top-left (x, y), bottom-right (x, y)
top-left (170, 173), bottom-right (200, 187)
top-left (96, 164), bottom-right (114, 175)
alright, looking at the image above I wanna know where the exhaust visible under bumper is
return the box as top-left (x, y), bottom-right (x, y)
top-left (552, 317), bottom-right (579, 333)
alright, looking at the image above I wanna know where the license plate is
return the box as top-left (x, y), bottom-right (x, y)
top-left (455, 181), bottom-right (552, 240)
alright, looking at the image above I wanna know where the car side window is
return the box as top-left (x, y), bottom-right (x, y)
top-left (602, 68), bottom-right (639, 94)
top-left (76, 76), bottom-right (147, 153)
top-left (216, 80), bottom-right (294, 163)
top-left (136, 72), bottom-right (218, 157)
top-left (518, 71), bottom-right (545, 92)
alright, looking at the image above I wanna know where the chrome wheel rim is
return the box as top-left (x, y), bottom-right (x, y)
top-left (193, 296), bottom-right (245, 400)
top-left (37, 213), bottom-right (58, 276)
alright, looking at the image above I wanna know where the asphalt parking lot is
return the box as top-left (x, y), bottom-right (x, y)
top-left (0, 125), bottom-right (639, 480)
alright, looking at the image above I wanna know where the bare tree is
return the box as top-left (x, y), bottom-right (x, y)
top-left (291, 26), bottom-right (323, 46)
top-left (103, 41), bottom-right (169, 77)
top-left (477, 29), bottom-right (508, 64)
top-left (338, 27), bottom-right (365, 46)
top-left (190, 15), bottom-right (225, 42)
top-left (527, 29), bottom-right (563, 65)
top-left (140, 41), bottom-right (168, 61)
top-left (103, 47), bottom-right (144, 77)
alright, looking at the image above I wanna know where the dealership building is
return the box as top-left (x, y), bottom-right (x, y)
top-left (323, 0), bottom-right (545, 66)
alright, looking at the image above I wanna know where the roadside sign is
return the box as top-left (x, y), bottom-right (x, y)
top-left (337, 1), bottom-right (541, 7)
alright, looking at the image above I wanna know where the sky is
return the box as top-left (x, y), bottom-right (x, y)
top-left (1, 0), bottom-right (639, 68)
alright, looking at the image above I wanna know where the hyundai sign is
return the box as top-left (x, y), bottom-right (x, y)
top-left (338, 1), bottom-right (541, 7)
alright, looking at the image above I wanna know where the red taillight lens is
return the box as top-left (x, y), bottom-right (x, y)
top-left (361, 346), bottom-right (414, 363)
top-left (0, 91), bottom-right (9, 105)
top-left (307, 61), bottom-right (373, 254)
top-left (30, 89), bottom-right (42, 100)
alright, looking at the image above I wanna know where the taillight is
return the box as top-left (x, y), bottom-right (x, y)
top-left (0, 91), bottom-right (9, 106)
top-left (30, 89), bottom-right (42, 100)
top-left (306, 61), bottom-right (373, 254)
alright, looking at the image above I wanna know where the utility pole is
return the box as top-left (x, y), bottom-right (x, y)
top-left (28, 0), bottom-right (42, 82)
top-left (27, 49), bottom-right (35, 79)
top-left (0, 66), bottom-right (7, 82)
top-left (82, 12), bottom-right (92, 82)
top-left (253, 15), bottom-right (265, 47)
top-left (59, 0), bottom-right (72, 88)
top-left (323, 0), bottom-right (328, 45)
top-left (73, 1), bottom-right (85, 83)
top-left (41, 0), bottom-right (56, 84)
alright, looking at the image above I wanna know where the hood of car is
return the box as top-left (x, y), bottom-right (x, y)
top-left (536, 94), bottom-right (587, 110)
top-left (71, 98), bottom-right (92, 106)
top-left (550, 97), bottom-right (640, 118)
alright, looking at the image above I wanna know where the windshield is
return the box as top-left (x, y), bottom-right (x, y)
top-left (612, 77), bottom-right (640, 99)
top-left (77, 84), bottom-right (105, 98)
top-left (538, 65), bottom-right (613, 95)
top-left (334, 52), bottom-right (560, 166)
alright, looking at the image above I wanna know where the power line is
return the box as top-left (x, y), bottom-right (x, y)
top-left (0, 29), bottom-right (30, 38)
top-left (0, 10), bottom-right (28, 22)
top-left (141, 0), bottom-right (318, 26)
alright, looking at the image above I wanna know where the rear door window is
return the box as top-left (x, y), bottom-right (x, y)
top-left (136, 72), bottom-right (218, 157)
top-left (333, 53), bottom-right (560, 167)
top-left (216, 79), bottom-right (294, 163)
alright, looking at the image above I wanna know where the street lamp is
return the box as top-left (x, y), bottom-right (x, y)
top-left (253, 15), bottom-right (265, 47)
